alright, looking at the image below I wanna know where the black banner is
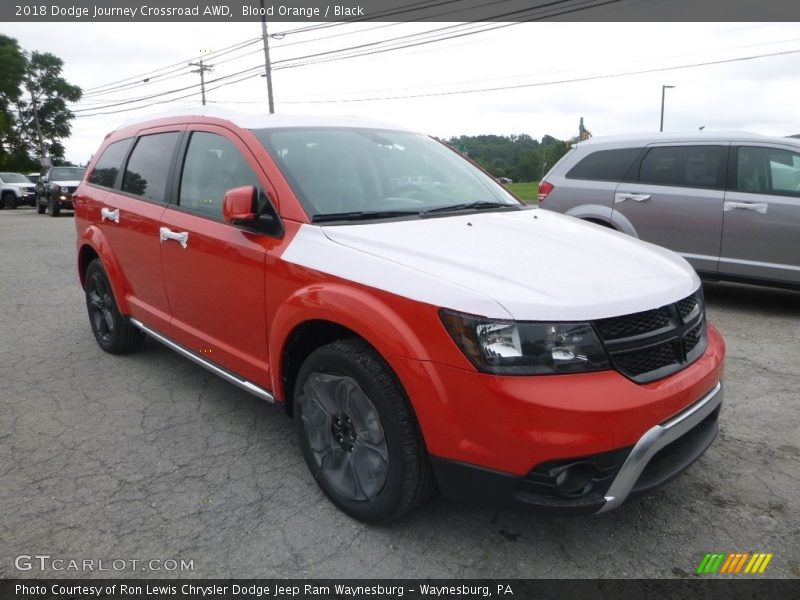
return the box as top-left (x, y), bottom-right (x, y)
top-left (4, 0), bottom-right (800, 23)
top-left (3, 579), bottom-right (800, 600)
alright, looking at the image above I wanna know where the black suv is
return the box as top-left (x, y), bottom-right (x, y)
top-left (36, 166), bottom-right (86, 216)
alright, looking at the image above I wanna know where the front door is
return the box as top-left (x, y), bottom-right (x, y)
top-left (159, 127), bottom-right (280, 388)
top-left (720, 144), bottom-right (800, 285)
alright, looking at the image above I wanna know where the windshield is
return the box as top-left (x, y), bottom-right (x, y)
top-left (51, 167), bottom-right (86, 181)
top-left (251, 127), bottom-right (522, 221)
top-left (0, 173), bottom-right (32, 183)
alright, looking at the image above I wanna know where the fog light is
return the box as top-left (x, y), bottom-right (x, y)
top-left (552, 462), bottom-right (599, 497)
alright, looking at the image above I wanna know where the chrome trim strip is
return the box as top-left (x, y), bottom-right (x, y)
top-left (598, 381), bottom-right (723, 513)
top-left (129, 318), bottom-right (275, 403)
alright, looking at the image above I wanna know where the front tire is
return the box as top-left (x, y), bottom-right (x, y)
top-left (48, 196), bottom-right (60, 217)
top-left (294, 338), bottom-right (433, 523)
top-left (2, 192), bottom-right (16, 209)
top-left (36, 195), bottom-right (46, 214)
top-left (85, 259), bottom-right (145, 354)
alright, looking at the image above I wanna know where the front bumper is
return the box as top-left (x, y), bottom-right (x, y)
top-left (431, 381), bottom-right (722, 515)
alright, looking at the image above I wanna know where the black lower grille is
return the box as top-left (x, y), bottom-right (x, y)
top-left (594, 289), bottom-right (707, 383)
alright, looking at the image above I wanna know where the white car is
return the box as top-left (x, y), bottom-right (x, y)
top-left (0, 172), bottom-right (37, 209)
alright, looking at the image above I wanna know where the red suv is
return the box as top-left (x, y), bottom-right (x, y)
top-left (74, 109), bottom-right (725, 522)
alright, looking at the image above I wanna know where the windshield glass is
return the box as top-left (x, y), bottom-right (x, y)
top-left (0, 173), bottom-right (31, 183)
top-left (251, 128), bottom-right (522, 221)
top-left (51, 167), bottom-right (86, 180)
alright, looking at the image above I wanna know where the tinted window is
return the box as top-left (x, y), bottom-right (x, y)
top-left (638, 145), bottom-right (724, 189)
top-left (178, 132), bottom-right (260, 219)
top-left (566, 148), bottom-right (641, 182)
top-left (88, 138), bottom-right (133, 188)
top-left (122, 132), bottom-right (180, 201)
top-left (737, 146), bottom-right (800, 196)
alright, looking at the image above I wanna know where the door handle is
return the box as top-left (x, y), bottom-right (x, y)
top-left (724, 201), bottom-right (768, 214)
top-left (159, 227), bottom-right (189, 249)
top-left (101, 207), bottom-right (120, 223)
top-left (614, 193), bottom-right (651, 203)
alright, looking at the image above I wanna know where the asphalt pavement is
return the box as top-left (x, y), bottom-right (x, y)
top-left (1, 208), bottom-right (798, 579)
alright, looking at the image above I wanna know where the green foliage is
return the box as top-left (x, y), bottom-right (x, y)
top-left (505, 182), bottom-right (540, 203)
top-left (0, 38), bottom-right (81, 171)
top-left (448, 133), bottom-right (568, 183)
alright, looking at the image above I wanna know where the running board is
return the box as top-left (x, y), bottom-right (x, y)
top-left (129, 318), bottom-right (275, 403)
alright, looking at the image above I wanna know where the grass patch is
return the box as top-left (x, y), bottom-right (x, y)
top-left (505, 181), bottom-right (539, 203)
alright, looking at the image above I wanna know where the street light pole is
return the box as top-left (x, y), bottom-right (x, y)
top-left (660, 85), bottom-right (675, 132)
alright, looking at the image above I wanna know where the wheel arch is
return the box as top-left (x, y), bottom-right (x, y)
top-left (77, 226), bottom-right (133, 314)
top-left (271, 284), bottom-right (434, 416)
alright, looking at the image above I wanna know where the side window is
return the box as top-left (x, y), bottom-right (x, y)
top-left (638, 145), bottom-right (724, 189)
top-left (566, 148), bottom-right (642, 182)
top-left (121, 132), bottom-right (181, 201)
top-left (737, 146), bottom-right (800, 196)
top-left (87, 138), bottom-right (133, 188)
top-left (179, 132), bottom-right (260, 219)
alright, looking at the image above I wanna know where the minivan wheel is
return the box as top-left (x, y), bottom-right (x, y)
top-left (48, 196), bottom-right (60, 217)
top-left (84, 259), bottom-right (145, 354)
top-left (294, 338), bottom-right (433, 523)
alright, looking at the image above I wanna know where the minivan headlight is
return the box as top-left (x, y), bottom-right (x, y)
top-left (440, 309), bottom-right (611, 375)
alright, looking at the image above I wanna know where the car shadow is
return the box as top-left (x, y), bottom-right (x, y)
top-left (701, 280), bottom-right (800, 316)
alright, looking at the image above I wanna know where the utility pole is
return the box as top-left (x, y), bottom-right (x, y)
top-left (260, 0), bottom-right (275, 113)
top-left (188, 58), bottom-right (213, 105)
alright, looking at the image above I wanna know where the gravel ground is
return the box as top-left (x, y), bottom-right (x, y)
top-left (1, 208), bottom-right (798, 579)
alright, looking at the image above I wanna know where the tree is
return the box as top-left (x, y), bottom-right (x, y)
top-left (15, 51), bottom-right (82, 166)
top-left (0, 35), bottom-right (27, 167)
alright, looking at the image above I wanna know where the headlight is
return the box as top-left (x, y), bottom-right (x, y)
top-left (440, 309), bottom-right (611, 375)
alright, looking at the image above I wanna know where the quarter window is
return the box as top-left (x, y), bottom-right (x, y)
top-left (179, 132), bottom-right (260, 219)
top-left (121, 132), bottom-right (181, 201)
top-left (87, 138), bottom-right (133, 188)
top-left (566, 148), bottom-right (642, 182)
top-left (638, 145), bottom-right (724, 189)
top-left (736, 146), bottom-right (800, 196)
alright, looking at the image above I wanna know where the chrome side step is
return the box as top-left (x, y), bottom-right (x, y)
top-left (129, 318), bottom-right (275, 403)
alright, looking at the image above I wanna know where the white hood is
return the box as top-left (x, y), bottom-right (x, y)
top-left (281, 209), bottom-right (699, 321)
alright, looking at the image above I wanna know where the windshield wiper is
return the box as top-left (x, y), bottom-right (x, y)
top-left (312, 210), bottom-right (418, 223)
top-left (419, 201), bottom-right (519, 216)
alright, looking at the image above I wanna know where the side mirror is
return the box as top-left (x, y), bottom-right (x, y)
top-left (222, 186), bottom-right (257, 224)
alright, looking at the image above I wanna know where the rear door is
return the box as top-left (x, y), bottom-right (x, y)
top-left (719, 144), bottom-right (800, 285)
top-left (612, 143), bottom-right (728, 274)
top-left (159, 126), bottom-right (281, 388)
top-left (95, 128), bottom-right (183, 332)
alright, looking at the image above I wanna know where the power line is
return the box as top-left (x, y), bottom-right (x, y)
top-left (274, 47), bottom-right (800, 104)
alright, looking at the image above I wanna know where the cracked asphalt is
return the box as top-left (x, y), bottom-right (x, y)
top-left (1, 208), bottom-right (798, 579)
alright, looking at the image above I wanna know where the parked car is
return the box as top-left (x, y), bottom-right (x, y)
top-left (36, 166), bottom-right (86, 216)
top-left (0, 172), bottom-right (37, 208)
top-left (26, 172), bottom-right (40, 185)
top-left (539, 131), bottom-right (800, 288)
top-left (74, 109), bottom-right (725, 522)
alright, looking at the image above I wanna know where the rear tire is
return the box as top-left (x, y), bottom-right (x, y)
top-left (294, 338), bottom-right (433, 523)
top-left (85, 259), bottom-right (145, 354)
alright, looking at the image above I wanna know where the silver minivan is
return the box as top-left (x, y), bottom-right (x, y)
top-left (539, 132), bottom-right (800, 288)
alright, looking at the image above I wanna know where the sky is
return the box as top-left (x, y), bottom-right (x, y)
top-left (5, 20), bottom-right (800, 165)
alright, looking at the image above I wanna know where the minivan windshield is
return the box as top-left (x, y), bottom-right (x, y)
top-left (51, 167), bottom-right (86, 181)
top-left (252, 127), bottom-right (523, 222)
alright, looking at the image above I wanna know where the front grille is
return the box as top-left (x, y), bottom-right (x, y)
top-left (594, 289), bottom-right (707, 383)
